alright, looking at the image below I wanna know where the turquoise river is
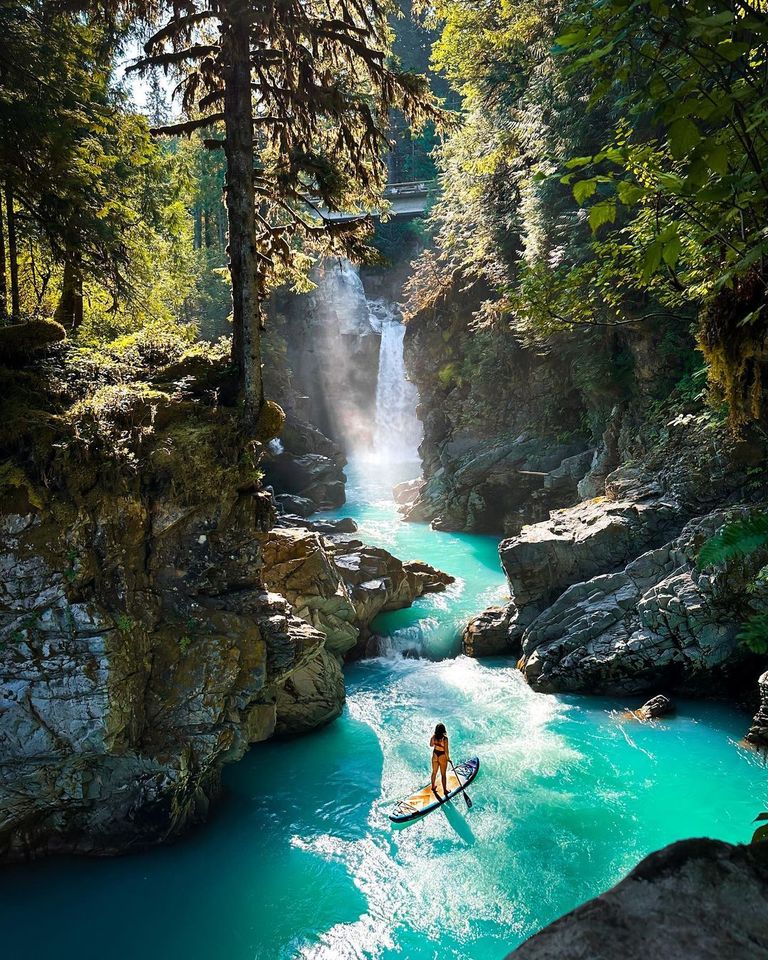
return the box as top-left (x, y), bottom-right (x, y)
top-left (2, 460), bottom-right (767, 960)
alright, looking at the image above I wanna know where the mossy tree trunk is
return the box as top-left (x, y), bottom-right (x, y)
top-left (53, 255), bottom-right (84, 330)
top-left (221, 1), bottom-right (263, 426)
top-left (0, 194), bottom-right (7, 323)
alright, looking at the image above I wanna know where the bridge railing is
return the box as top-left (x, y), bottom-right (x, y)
top-left (307, 179), bottom-right (438, 219)
top-left (382, 180), bottom-right (438, 197)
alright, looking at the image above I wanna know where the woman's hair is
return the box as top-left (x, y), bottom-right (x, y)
top-left (434, 723), bottom-right (446, 739)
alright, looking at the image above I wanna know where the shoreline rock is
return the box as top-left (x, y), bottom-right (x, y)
top-left (506, 838), bottom-right (768, 960)
top-left (746, 671), bottom-right (768, 750)
top-left (519, 508), bottom-right (768, 696)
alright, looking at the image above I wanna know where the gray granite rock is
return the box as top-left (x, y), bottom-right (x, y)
top-left (506, 839), bottom-right (768, 960)
top-left (747, 670), bottom-right (768, 750)
top-left (0, 487), bottom-right (450, 860)
top-left (274, 647), bottom-right (345, 735)
top-left (520, 509), bottom-right (768, 695)
top-left (462, 604), bottom-right (519, 658)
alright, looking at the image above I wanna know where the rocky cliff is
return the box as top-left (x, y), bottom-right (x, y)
top-left (0, 349), bottom-right (447, 860)
top-left (462, 410), bottom-right (768, 727)
top-left (269, 259), bottom-right (382, 455)
top-left (402, 274), bottom-right (694, 535)
top-left (404, 270), bottom-right (768, 732)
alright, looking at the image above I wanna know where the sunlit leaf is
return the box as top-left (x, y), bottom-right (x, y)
top-left (573, 178), bottom-right (598, 204)
top-left (588, 200), bottom-right (616, 233)
top-left (662, 233), bottom-right (682, 268)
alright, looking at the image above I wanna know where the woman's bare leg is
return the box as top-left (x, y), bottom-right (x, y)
top-left (430, 755), bottom-right (439, 793)
top-left (439, 757), bottom-right (449, 797)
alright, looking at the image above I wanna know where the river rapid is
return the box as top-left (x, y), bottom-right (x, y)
top-left (1, 460), bottom-right (766, 960)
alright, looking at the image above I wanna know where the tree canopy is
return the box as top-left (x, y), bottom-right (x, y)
top-left (410, 0), bottom-right (768, 425)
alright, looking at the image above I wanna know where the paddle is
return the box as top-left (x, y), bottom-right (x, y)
top-left (449, 759), bottom-right (473, 810)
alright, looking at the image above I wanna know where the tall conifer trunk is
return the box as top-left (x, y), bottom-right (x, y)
top-left (54, 255), bottom-right (83, 329)
top-left (0, 195), bottom-right (7, 323)
top-left (221, 1), bottom-right (263, 424)
top-left (5, 183), bottom-right (19, 321)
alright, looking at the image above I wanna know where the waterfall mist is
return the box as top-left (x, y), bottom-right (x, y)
top-left (290, 258), bottom-right (423, 467)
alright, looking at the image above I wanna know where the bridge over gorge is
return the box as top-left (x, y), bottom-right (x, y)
top-left (313, 180), bottom-right (438, 221)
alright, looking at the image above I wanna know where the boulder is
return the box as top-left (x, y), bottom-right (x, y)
top-left (506, 839), bottom-right (768, 960)
top-left (274, 648), bottom-right (345, 736)
top-left (261, 529), bottom-right (453, 659)
top-left (520, 508), bottom-right (768, 695)
top-left (393, 477), bottom-right (423, 507)
top-left (263, 414), bottom-right (347, 510)
top-left (276, 514), bottom-right (359, 535)
top-left (0, 318), bottom-right (66, 366)
top-left (403, 559), bottom-right (454, 595)
top-left (633, 694), bottom-right (675, 720)
top-left (265, 452), bottom-right (346, 509)
top-left (260, 529), bottom-right (359, 657)
top-left (275, 493), bottom-right (315, 517)
top-left (500, 467), bottom-right (679, 611)
top-left (462, 604), bottom-right (520, 658)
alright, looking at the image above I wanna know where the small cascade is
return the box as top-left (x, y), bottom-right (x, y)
top-left (368, 299), bottom-right (422, 461)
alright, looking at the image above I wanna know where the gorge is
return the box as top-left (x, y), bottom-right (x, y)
top-left (3, 248), bottom-right (768, 959)
top-left (2, 1), bottom-right (768, 958)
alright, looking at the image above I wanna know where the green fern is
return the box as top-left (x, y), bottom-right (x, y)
top-left (738, 613), bottom-right (768, 654)
top-left (697, 513), bottom-right (768, 568)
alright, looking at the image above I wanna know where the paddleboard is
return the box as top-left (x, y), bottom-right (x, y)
top-left (389, 757), bottom-right (480, 823)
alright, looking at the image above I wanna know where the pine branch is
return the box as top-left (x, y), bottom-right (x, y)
top-left (128, 46), bottom-right (219, 74)
top-left (144, 12), bottom-right (217, 53)
top-left (151, 114), bottom-right (224, 136)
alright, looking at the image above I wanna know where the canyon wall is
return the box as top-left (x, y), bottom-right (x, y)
top-left (406, 274), bottom-right (768, 732)
top-left (0, 351), bottom-right (446, 861)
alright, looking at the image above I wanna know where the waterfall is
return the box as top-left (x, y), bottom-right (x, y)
top-left (368, 299), bottom-right (422, 461)
top-left (298, 257), bottom-right (422, 460)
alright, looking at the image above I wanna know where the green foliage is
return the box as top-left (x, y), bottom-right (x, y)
top-left (698, 514), bottom-right (768, 569)
top-left (412, 0), bottom-right (768, 425)
top-left (738, 613), bottom-right (768, 655)
top-left (372, 217), bottom-right (432, 263)
top-left (64, 548), bottom-right (79, 583)
top-left (437, 362), bottom-right (458, 386)
top-left (698, 511), bottom-right (768, 654)
top-left (0, 3), bottom-right (169, 317)
top-left (554, 0), bottom-right (768, 420)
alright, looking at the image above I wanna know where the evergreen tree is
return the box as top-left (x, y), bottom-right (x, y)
top-left (0, 2), bottom-right (160, 325)
top-left (128, 0), bottom-right (441, 423)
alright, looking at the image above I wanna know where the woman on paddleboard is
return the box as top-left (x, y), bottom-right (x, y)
top-left (430, 723), bottom-right (450, 799)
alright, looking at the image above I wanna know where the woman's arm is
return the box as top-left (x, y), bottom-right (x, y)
top-left (445, 738), bottom-right (450, 761)
top-left (429, 735), bottom-right (435, 747)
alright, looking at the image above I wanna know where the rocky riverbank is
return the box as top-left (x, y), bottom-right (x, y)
top-left (0, 349), bottom-right (449, 861)
top-left (401, 265), bottom-right (768, 736)
top-left (460, 412), bottom-right (768, 734)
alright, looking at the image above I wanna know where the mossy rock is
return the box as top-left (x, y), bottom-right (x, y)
top-left (152, 341), bottom-right (237, 398)
top-left (255, 399), bottom-right (286, 442)
top-left (0, 319), bottom-right (66, 367)
top-left (0, 461), bottom-right (45, 512)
